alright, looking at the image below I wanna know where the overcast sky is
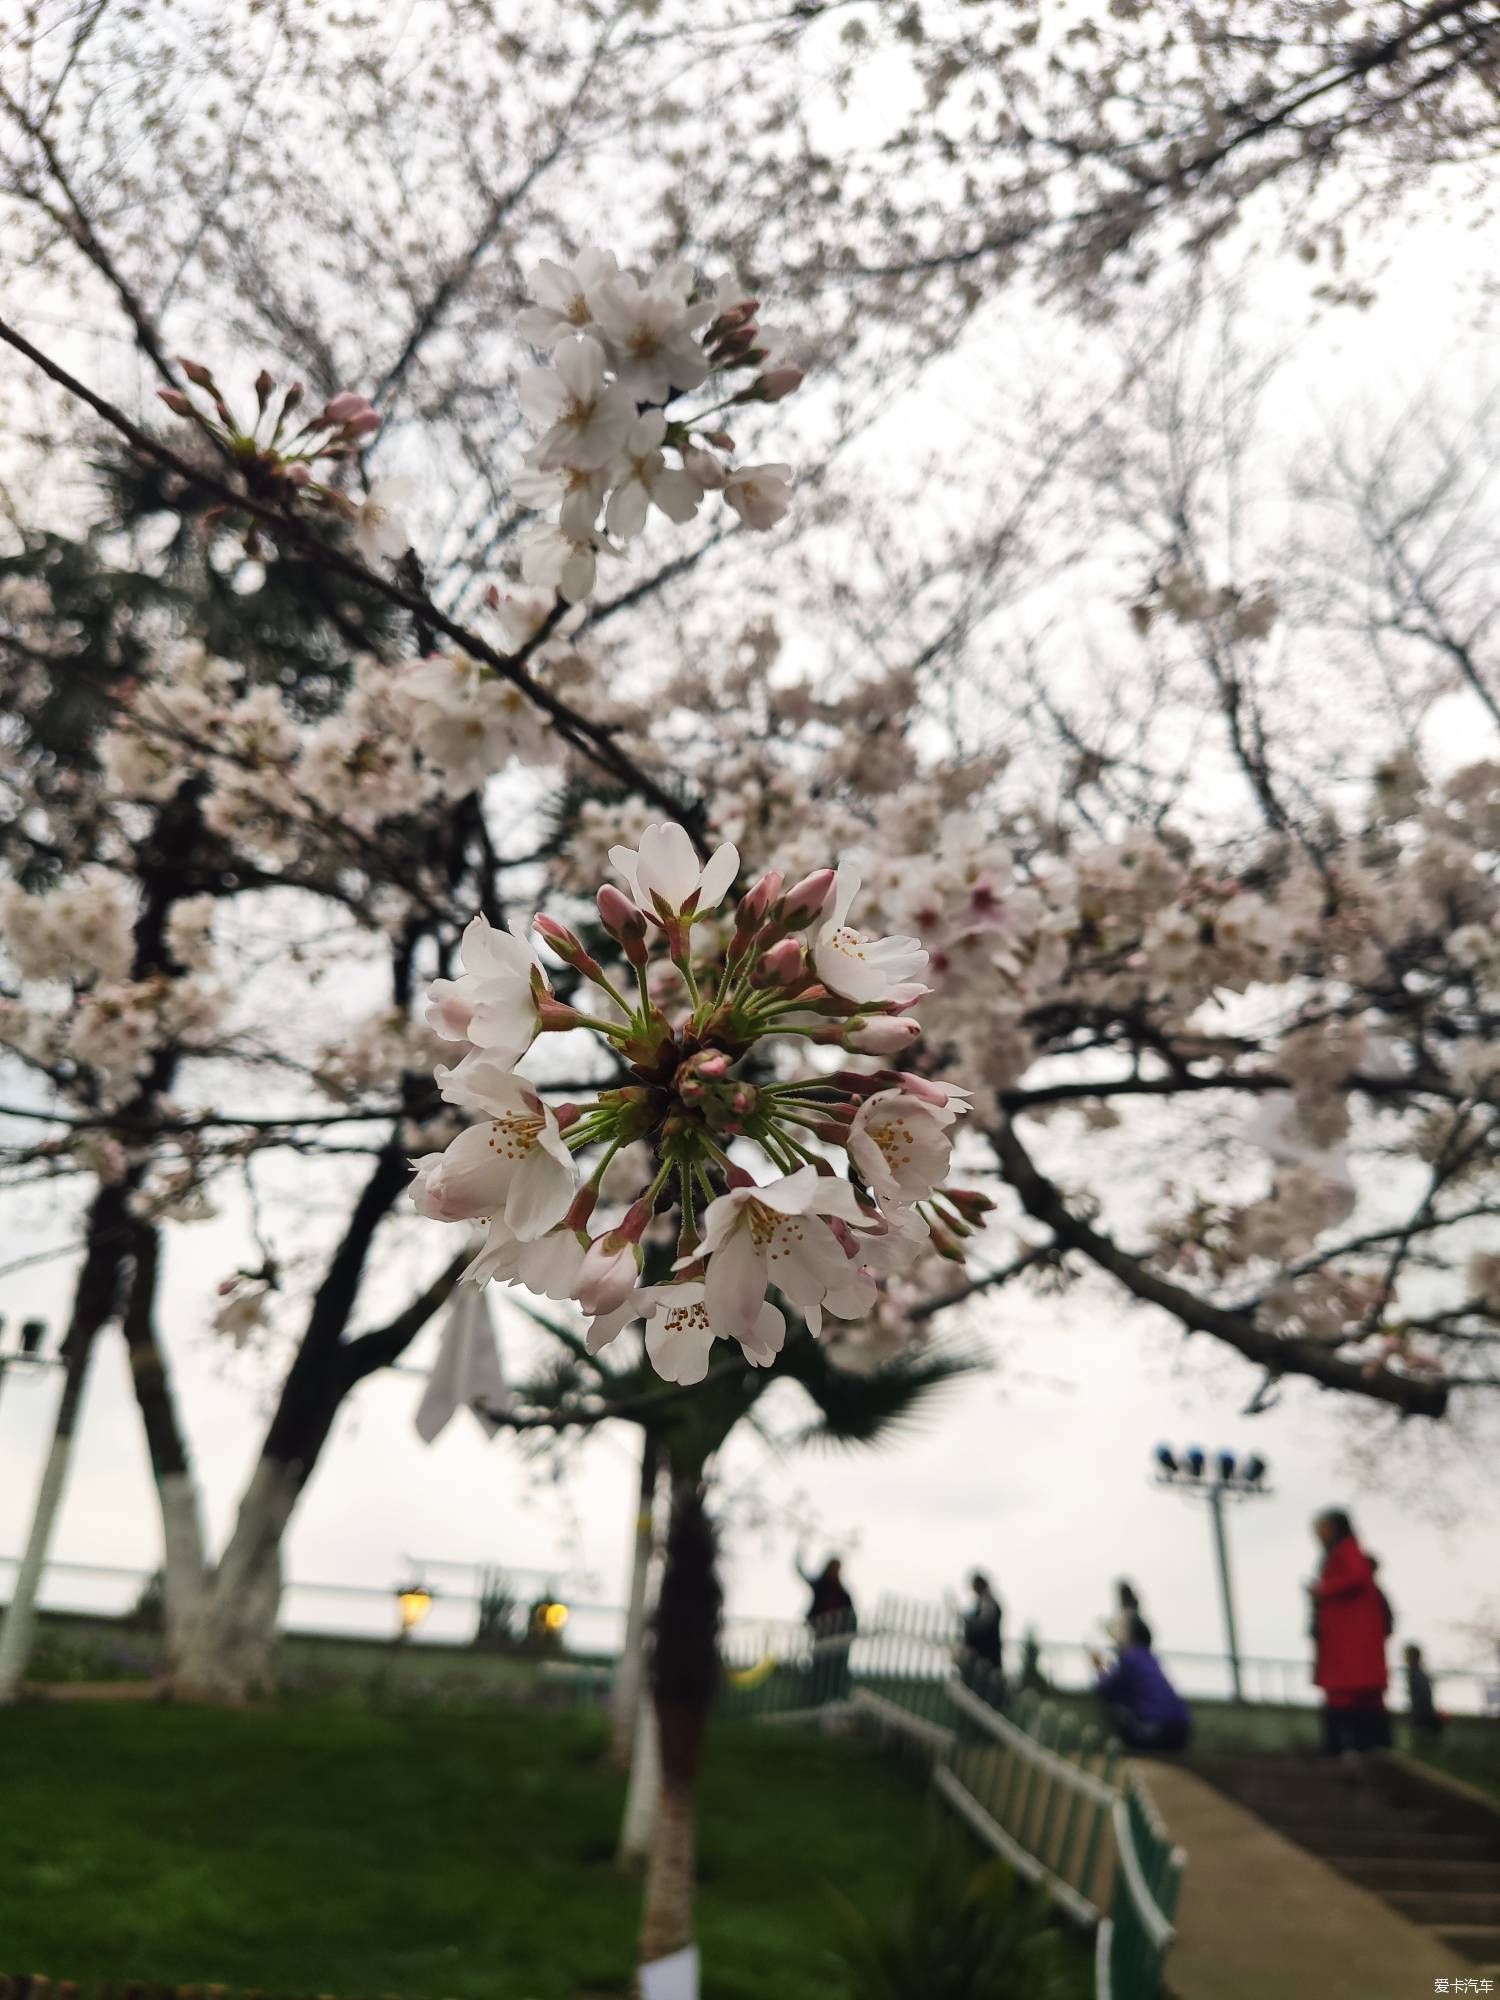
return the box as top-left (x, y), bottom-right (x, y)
top-left (4, 152), bottom-right (1499, 1715)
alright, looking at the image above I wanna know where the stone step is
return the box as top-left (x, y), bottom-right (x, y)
top-left (1387, 1889), bottom-right (1500, 1926)
top-left (1334, 1858), bottom-right (1500, 1894)
top-left (1260, 1828), bottom-right (1500, 1861)
top-left (1433, 1922), bottom-right (1500, 1968)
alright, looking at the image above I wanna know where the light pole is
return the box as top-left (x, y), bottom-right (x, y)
top-left (1153, 1445), bottom-right (1271, 1703)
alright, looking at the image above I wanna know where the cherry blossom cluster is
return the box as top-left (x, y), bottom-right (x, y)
top-left (514, 249), bottom-right (801, 602)
top-left (157, 362), bottom-right (406, 561)
top-left (410, 820), bottom-right (991, 1383)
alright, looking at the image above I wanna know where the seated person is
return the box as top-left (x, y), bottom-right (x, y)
top-left (1090, 1615), bottom-right (1191, 1753)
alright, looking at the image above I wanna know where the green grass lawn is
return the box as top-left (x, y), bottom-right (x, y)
top-left (0, 1700), bottom-right (938, 2000)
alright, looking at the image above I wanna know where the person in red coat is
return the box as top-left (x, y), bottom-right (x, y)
top-left (1310, 1508), bottom-right (1391, 1756)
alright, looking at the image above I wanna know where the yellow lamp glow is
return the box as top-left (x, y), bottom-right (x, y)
top-left (397, 1586), bottom-right (433, 1632)
top-left (541, 1600), bottom-right (569, 1633)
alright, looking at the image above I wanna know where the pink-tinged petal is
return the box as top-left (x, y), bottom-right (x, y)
top-left (636, 822), bottom-right (701, 910)
top-left (752, 1166), bottom-right (822, 1216)
top-left (515, 1230), bottom-right (587, 1301)
top-left (695, 841), bottom-right (740, 913)
top-left (503, 1145), bottom-right (577, 1240)
top-left (696, 1187), bottom-right (752, 1257)
top-left (517, 368), bottom-right (566, 425)
top-left (462, 1216), bottom-right (522, 1284)
top-left (553, 334), bottom-right (606, 399)
top-left (607, 843), bottom-right (643, 903)
top-left (740, 1302), bottom-right (787, 1367)
top-left (424, 977), bottom-right (473, 1040)
top-left (646, 1313), bottom-right (716, 1384)
top-left (828, 861), bottom-right (860, 932)
top-left (586, 1290), bottom-right (647, 1356)
top-left (704, 1224), bottom-right (768, 1336)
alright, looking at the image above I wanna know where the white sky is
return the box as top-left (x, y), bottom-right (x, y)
top-left (3, 103), bottom-right (1499, 1710)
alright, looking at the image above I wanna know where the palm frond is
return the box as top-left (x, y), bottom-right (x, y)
top-left (778, 1329), bottom-right (988, 1452)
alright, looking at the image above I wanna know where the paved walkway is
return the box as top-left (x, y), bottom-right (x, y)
top-left (1142, 1761), bottom-right (1442, 2000)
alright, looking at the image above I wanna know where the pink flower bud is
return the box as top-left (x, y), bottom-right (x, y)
top-left (563, 1185), bottom-right (599, 1232)
top-left (597, 884), bottom-right (647, 941)
top-left (779, 868), bottom-right (836, 928)
top-left (157, 388), bottom-right (193, 416)
top-left (697, 1051), bottom-right (730, 1079)
top-left (177, 357), bottom-right (216, 389)
top-left (750, 936), bottom-right (805, 988)
top-left (552, 1102), bottom-right (582, 1130)
top-left (684, 447), bottom-right (727, 491)
top-left (705, 430), bottom-right (735, 451)
top-left (843, 1015), bottom-right (921, 1055)
top-left (284, 462), bottom-right (312, 486)
top-left (322, 391), bottom-right (370, 424)
top-left (723, 1163), bottom-right (758, 1191)
top-left (753, 366), bottom-right (804, 403)
top-left (533, 913), bottom-right (585, 960)
top-left (345, 409), bottom-right (382, 439)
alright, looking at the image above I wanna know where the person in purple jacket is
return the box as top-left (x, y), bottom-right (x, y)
top-left (1089, 1614), bottom-right (1192, 1753)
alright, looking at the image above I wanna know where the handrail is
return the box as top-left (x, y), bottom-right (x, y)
top-left (1110, 1797), bottom-right (1179, 1955)
top-left (946, 1678), bottom-right (1118, 1810)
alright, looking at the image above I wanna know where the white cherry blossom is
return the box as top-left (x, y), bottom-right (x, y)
top-left (813, 863), bottom-right (929, 1004)
top-left (411, 1066), bottom-right (576, 1239)
top-left (590, 274), bottom-right (712, 402)
top-left (603, 411), bottom-right (703, 540)
top-left (723, 463), bottom-right (794, 530)
top-left (424, 915), bottom-right (547, 1063)
top-left (608, 820), bottom-right (739, 920)
top-left (692, 1167), bottom-right (874, 1337)
top-left (517, 335), bottom-right (634, 472)
top-left (513, 248), bottom-right (619, 348)
top-left (847, 1088), bottom-right (956, 1207)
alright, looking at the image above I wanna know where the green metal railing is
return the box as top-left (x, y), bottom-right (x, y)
top-left (720, 1593), bottom-right (1183, 2000)
top-left (1095, 1776), bottom-right (1185, 2000)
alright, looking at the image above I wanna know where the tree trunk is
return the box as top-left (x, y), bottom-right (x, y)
top-left (637, 1776), bottom-right (699, 1972)
top-left (0, 1188), bottom-right (128, 1703)
top-left (611, 1435), bottom-right (660, 1769)
top-left (168, 1458), bottom-right (297, 1702)
top-left (617, 1686), bottom-right (661, 1866)
top-left (119, 1218), bottom-right (209, 1666)
top-left (0, 1358), bottom-right (88, 1701)
top-left (635, 1472), bottom-right (720, 1990)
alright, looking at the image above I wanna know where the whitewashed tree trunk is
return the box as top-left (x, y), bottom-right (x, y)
top-left (158, 1468), bottom-right (210, 1665)
top-left (611, 1438), bottom-right (659, 1769)
top-left (0, 1366), bottom-right (84, 1703)
top-left (617, 1688), bottom-right (661, 1865)
top-left (169, 1458), bottom-right (297, 1702)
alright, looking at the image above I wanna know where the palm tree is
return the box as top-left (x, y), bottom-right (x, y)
top-left (499, 1309), bottom-right (983, 1989)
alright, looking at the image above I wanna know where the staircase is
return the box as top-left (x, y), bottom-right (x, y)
top-left (1196, 1753), bottom-right (1500, 1973)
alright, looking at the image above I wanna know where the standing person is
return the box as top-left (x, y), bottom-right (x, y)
top-left (1089, 1616), bottom-right (1191, 1753)
top-left (1309, 1508), bottom-right (1391, 1757)
top-left (960, 1572), bottom-right (1004, 1701)
top-left (1403, 1642), bottom-right (1443, 1741)
top-left (797, 1553), bottom-right (856, 1706)
top-left (1117, 1580), bottom-right (1153, 1650)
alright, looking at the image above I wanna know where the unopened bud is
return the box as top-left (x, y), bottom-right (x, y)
top-left (345, 408), bottom-right (381, 439)
top-left (177, 357), bottom-right (216, 389)
top-left (322, 391), bottom-right (369, 424)
top-left (750, 366), bottom-right (803, 403)
top-left (535, 995), bottom-right (584, 1033)
top-left (563, 1185), bottom-right (599, 1232)
top-left (533, 913), bottom-right (586, 961)
top-left (705, 430), bottom-right (735, 451)
top-left (843, 1015), bottom-right (921, 1055)
top-left (778, 868), bottom-right (836, 929)
top-left (157, 388), bottom-right (193, 416)
top-left (283, 382), bottom-right (305, 416)
top-left (597, 884), bottom-right (648, 961)
top-left (749, 937), bottom-right (805, 988)
top-left (254, 369), bottom-right (275, 404)
top-left (284, 462), bottom-right (312, 486)
top-left (944, 1187), bottom-right (996, 1223)
top-left (731, 869), bottom-right (784, 946)
top-left (684, 446), bottom-right (727, 491)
